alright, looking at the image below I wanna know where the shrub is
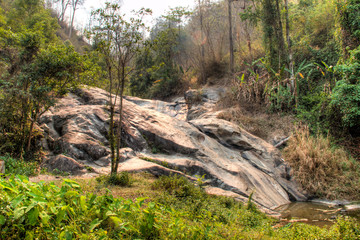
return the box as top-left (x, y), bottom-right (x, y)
top-left (0, 155), bottom-right (38, 176)
top-left (152, 174), bottom-right (203, 199)
top-left (96, 171), bottom-right (132, 187)
top-left (269, 85), bottom-right (294, 112)
top-left (204, 60), bottom-right (227, 80)
top-left (328, 46), bottom-right (360, 135)
top-left (296, 92), bottom-right (331, 133)
top-left (331, 80), bottom-right (360, 129)
top-left (282, 126), bottom-right (360, 199)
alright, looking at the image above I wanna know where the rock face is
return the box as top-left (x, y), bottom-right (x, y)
top-left (39, 86), bottom-right (306, 210)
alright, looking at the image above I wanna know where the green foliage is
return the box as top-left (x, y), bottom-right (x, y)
top-left (129, 16), bottom-right (184, 99)
top-left (328, 46), bottom-right (360, 132)
top-left (297, 92), bottom-right (331, 132)
top-left (269, 85), bottom-right (294, 112)
top-left (331, 80), bottom-right (360, 128)
top-left (243, 0), bottom-right (287, 71)
top-left (0, 42), bottom-right (85, 157)
top-left (0, 0), bottom-right (87, 159)
top-left (337, 0), bottom-right (360, 50)
top-left (0, 174), bottom-right (359, 239)
top-left (0, 155), bottom-right (38, 176)
top-left (96, 172), bottom-right (132, 187)
top-left (152, 174), bottom-right (203, 199)
top-left (335, 45), bottom-right (360, 84)
top-left (129, 48), bottom-right (155, 97)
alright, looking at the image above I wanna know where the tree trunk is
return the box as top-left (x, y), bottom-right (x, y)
top-left (284, 0), bottom-right (294, 90)
top-left (228, 0), bottom-right (234, 73)
top-left (107, 65), bottom-right (116, 175)
top-left (275, 0), bottom-right (286, 70)
top-left (198, 0), bottom-right (206, 83)
top-left (26, 110), bottom-right (38, 152)
top-left (114, 62), bottom-right (126, 174)
top-left (69, 7), bottom-right (75, 38)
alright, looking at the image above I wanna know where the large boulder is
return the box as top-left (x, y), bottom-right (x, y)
top-left (43, 154), bottom-right (86, 174)
top-left (39, 86), bottom-right (306, 210)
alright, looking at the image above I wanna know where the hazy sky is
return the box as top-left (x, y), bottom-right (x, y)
top-left (75, 0), bottom-right (196, 29)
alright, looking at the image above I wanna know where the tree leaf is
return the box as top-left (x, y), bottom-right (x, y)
top-left (89, 218), bottom-right (102, 231)
top-left (13, 207), bottom-right (26, 220)
top-left (39, 211), bottom-right (50, 225)
top-left (0, 215), bottom-right (5, 225)
top-left (27, 207), bottom-right (39, 226)
top-left (11, 195), bottom-right (25, 208)
top-left (80, 195), bottom-right (87, 212)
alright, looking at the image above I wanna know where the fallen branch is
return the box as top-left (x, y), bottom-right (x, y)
top-left (274, 136), bottom-right (291, 148)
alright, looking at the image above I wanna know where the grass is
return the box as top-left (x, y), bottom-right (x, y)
top-left (0, 173), bottom-right (359, 239)
top-left (73, 172), bottom-right (158, 202)
top-left (216, 103), bottom-right (295, 142)
top-left (282, 126), bottom-right (360, 200)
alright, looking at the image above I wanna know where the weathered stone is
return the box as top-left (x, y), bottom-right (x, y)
top-left (39, 86), bottom-right (307, 210)
top-left (125, 96), bottom-right (188, 121)
top-left (43, 154), bottom-right (85, 173)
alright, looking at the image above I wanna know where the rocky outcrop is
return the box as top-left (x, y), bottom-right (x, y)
top-left (39, 86), bottom-right (306, 210)
top-left (42, 154), bottom-right (86, 174)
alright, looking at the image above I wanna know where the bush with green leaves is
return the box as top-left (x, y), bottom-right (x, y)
top-left (129, 18), bottom-right (183, 100)
top-left (331, 80), bottom-right (360, 129)
top-left (0, 0), bottom-right (87, 158)
top-left (269, 85), bottom-right (294, 112)
top-left (329, 46), bottom-right (360, 134)
top-left (0, 176), bottom-right (160, 239)
top-left (0, 175), bottom-right (360, 239)
top-left (337, 0), bottom-right (360, 49)
top-left (0, 155), bottom-right (38, 176)
top-left (296, 92), bottom-right (331, 133)
top-left (96, 172), bottom-right (132, 187)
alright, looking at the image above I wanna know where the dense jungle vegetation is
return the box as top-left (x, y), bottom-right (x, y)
top-left (0, 0), bottom-right (360, 238)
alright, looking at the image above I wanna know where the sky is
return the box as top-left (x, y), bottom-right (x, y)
top-left (74, 0), bottom-right (196, 29)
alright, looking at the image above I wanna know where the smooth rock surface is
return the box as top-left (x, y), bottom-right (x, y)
top-left (39, 86), bottom-right (307, 209)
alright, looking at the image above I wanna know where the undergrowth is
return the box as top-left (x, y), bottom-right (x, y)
top-left (96, 172), bottom-right (132, 187)
top-left (0, 174), bottom-right (359, 239)
top-left (0, 155), bottom-right (39, 177)
top-left (283, 126), bottom-right (360, 200)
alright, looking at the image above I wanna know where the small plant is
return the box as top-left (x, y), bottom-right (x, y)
top-left (269, 85), bottom-right (294, 112)
top-left (195, 174), bottom-right (206, 190)
top-left (51, 168), bottom-right (70, 176)
top-left (97, 171), bottom-right (132, 187)
top-left (152, 174), bottom-right (203, 199)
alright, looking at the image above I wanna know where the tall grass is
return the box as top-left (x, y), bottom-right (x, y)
top-left (283, 126), bottom-right (360, 199)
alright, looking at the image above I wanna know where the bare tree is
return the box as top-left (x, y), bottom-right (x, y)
top-left (228, 0), bottom-right (234, 73)
top-left (90, 3), bottom-right (150, 175)
top-left (69, 0), bottom-right (84, 38)
top-left (55, 0), bottom-right (71, 22)
top-left (285, 0), bottom-right (294, 89)
top-left (198, 0), bottom-right (206, 83)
